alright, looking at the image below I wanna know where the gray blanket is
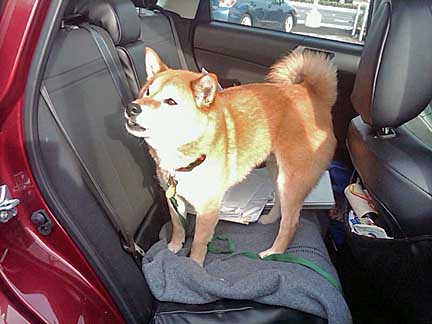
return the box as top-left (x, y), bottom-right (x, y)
top-left (142, 211), bottom-right (352, 324)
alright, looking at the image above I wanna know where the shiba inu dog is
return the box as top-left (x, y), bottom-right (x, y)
top-left (125, 48), bottom-right (337, 266)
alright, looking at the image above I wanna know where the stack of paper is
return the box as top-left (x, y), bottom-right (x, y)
top-left (219, 168), bottom-right (274, 224)
top-left (219, 168), bottom-right (335, 224)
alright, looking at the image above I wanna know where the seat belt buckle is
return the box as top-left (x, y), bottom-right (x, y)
top-left (134, 243), bottom-right (145, 257)
top-left (121, 237), bottom-right (145, 257)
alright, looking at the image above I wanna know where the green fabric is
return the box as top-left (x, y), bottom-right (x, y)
top-left (207, 235), bottom-right (235, 254)
top-left (169, 196), bottom-right (188, 231)
top-left (208, 235), bottom-right (343, 294)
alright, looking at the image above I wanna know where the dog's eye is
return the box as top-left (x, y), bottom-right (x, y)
top-left (164, 98), bottom-right (178, 106)
top-left (145, 88), bottom-right (150, 96)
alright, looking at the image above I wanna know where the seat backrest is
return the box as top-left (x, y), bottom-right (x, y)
top-left (41, 23), bottom-right (158, 242)
top-left (88, 0), bottom-right (190, 97)
top-left (351, 0), bottom-right (432, 129)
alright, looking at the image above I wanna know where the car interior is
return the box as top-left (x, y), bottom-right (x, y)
top-left (23, 0), bottom-right (432, 323)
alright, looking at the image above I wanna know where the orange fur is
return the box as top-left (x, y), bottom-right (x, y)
top-left (125, 48), bottom-right (337, 265)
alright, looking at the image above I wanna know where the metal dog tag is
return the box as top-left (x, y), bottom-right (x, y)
top-left (166, 176), bottom-right (177, 199)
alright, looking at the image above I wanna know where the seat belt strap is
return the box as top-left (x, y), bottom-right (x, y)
top-left (40, 85), bottom-right (144, 258)
top-left (165, 13), bottom-right (189, 70)
top-left (147, 5), bottom-right (188, 70)
top-left (81, 23), bottom-right (133, 106)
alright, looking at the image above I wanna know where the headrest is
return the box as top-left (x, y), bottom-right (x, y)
top-left (64, 0), bottom-right (88, 17)
top-left (351, 0), bottom-right (432, 128)
top-left (64, 0), bottom-right (77, 16)
top-left (88, 0), bottom-right (141, 46)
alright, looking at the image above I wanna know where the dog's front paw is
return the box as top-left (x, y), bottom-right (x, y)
top-left (258, 247), bottom-right (283, 259)
top-left (167, 240), bottom-right (184, 254)
top-left (190, 255), bottom-right (205, 267)
top-left (189, 248), bottom-right (206, 267)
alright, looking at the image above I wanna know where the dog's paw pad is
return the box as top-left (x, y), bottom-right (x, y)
top-left (167, 241), bottom-right (183, 254)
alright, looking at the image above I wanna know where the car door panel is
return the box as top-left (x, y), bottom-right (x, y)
top-left (193, 22), bottom-right (360, 82)
top-left (192, 17), bottom-right (362, 163)
top-left (194, 48), bottom-right (268, 84)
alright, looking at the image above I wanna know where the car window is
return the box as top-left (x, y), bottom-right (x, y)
top-left (211, 0), bottom-right (372, 44)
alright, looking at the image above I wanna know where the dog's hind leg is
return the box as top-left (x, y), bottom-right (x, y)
top-left (258, 149), bottom-right (319, 258)
top-left (258, 164), bottom-right (303, 258)
top-left (259, 147), bottom-right (329, 258)
top-left (259, 155), bottom-right (281, 224)
top-left (167, 198), bottom-right (186, 254)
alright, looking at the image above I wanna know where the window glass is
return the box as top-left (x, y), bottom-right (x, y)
top-left (211, 0), bottom-right (372, 44)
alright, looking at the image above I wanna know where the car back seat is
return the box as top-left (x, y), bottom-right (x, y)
top-left (36, 2), bottom-right (169, 322)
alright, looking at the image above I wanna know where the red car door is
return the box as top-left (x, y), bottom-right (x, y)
top-left (0, 1), bottom-right (124, 323)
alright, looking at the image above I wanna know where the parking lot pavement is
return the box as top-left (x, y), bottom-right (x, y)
top-left (288, 1), bottom-right (368, 43)
top-left (293, 4), bottom-right (357, 30)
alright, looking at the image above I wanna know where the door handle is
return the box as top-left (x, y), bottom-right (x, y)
top-left (303, 48), bottom-right (335, 60)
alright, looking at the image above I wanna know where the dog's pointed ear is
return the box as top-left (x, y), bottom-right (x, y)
top-left (191, 73), bottom-right (218, 108)
top-left (145, 47), bottom-right (167, 80)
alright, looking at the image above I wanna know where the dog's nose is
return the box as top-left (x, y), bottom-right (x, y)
top-left (126, 103), bottom-right (142, 117)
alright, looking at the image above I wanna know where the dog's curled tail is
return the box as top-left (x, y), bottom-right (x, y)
top-left (267, 50), bottom-right (337, 107)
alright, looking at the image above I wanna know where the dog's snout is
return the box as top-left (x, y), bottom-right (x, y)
top-left (126, 103), bottom-right (142, 117)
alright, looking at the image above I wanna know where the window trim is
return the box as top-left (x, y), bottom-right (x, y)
top-left (203, 0), bottom-right (375, 46)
